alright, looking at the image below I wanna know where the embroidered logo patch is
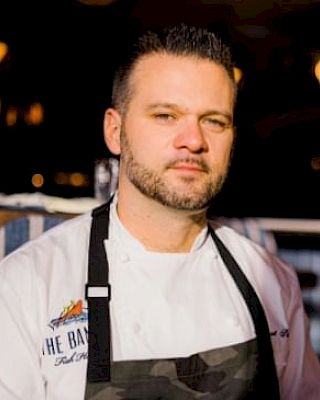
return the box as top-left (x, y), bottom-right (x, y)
top-left (49, 300), bottom-right (88, 330)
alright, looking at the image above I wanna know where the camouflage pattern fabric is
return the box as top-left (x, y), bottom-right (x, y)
top-left (85, 338), bottom-right (258, 399)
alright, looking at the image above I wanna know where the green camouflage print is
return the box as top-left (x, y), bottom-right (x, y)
top-left (85, 338), bottom-right (258, 399)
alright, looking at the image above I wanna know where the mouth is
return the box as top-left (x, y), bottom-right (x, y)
top-left (168, 159), bottom-right (208, 174)
top-left (171, 164), bottom-right (205, 173)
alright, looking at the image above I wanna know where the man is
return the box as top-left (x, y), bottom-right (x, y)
top-left (0, 24), bottom-right (319, 400)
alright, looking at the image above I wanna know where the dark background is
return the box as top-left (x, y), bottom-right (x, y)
top-left (0, 0), bottom-right (319, 218)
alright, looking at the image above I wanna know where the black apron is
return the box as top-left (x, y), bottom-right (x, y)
top-left (84, 202), bottom-right (280, 399)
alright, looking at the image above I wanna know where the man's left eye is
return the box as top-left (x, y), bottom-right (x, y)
top-left (203, 118), bottom-right (230, 132)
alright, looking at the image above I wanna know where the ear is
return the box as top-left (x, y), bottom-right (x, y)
top-left (103, 108), bottom-right (122, 155)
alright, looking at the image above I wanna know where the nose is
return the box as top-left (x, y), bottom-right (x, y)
top-left (173, 118), bottom-right (208, 153)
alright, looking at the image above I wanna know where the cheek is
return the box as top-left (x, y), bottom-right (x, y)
top-left (205, 146), bottom-right (233, 176)
top-left (125, 135), bottom-right (161, 167)
top-left (126, 122), bottom-right (170, 158)
top-left (210, 136), bottom-right (234, 162)
top-left (222, 146), bottom-right (234, 168)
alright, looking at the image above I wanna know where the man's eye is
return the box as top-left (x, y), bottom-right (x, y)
top-left (154, 113), bottom-right (175, 121)
top-left (203, 118), bottom-right (230, 132)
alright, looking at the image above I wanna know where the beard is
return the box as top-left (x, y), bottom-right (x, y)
top-left (120, 128), bottom-right (229, 211)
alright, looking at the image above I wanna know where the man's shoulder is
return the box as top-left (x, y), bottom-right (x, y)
top-left (0, 212), bottom-right (92, 271)
top-left (208, 216), bottom-right (278, 252)
top-left (207, 218), bottom-right (268, 251)
top-left (208, 218), bottom-right (300, 290)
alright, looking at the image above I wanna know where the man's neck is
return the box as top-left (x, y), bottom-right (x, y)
top-left (116, 187), bottom-right (208, 253)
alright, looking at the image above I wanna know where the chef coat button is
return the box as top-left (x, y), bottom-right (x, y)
top-left (132, 323), bottom-right (141, 333)
top-left (120, 253), bottom-right (130, 263)
top-left (227, 317), bottom-right (240, 327)
top-left (211, 251), bottom-right (218, 259)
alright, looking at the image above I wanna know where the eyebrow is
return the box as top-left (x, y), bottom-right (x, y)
top-left (146, 102), bottom-right (233, 123)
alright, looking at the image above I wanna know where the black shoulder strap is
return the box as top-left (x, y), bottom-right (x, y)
top-left (85, 201), bottom-right (112, 382)
top-left (209, 226), bottom-right (280, 399)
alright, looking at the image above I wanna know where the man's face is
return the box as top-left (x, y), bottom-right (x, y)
top-left (117, 53), bottom-right (235, 211)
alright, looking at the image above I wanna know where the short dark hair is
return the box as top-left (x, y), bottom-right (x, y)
top-left (111, 23), bottom-right (236, 113)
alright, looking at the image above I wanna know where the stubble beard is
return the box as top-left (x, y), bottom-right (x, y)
top-left (120, 129), bottom-right (228, 211)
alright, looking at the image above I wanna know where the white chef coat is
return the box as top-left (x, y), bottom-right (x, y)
top-left (0, 199), bottom-right (319, 400)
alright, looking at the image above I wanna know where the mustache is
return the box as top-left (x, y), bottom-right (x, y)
top-left (166, 158), bottom-right (210, 173)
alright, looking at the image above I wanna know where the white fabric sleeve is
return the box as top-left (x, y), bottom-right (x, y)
top-left (0, 252), bottom-right (46, 400)
top-left (278, 260), bottom-right (320, 400)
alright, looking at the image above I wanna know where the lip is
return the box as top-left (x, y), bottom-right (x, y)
top-left (170, 163), bottom-right (206, 173)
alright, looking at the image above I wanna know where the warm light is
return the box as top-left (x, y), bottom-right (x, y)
top-left (24, 102), bottom-right (44, 125)
top-left (54, 171), bottom-right (89, 187)
top-left (55, 172), bottom-right (69, 185)
top-left (70, 172), bottom-right (88, 187)
top-left (0, 41), bottom-right (8, 63)
top-left (311, 157), bottom-right (320, 171)
top-left (31, 173), bottom-right (44, 188)
top-left (6, 107), bottom-right (18, 127)
top-left (233, 67), bottom-right (243, 84)
top-left (314, 59), bottom-right (320, 83)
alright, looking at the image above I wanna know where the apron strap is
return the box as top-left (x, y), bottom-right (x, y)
top-left (86, 201), bottom-right (111, 382)
top-left (209, 226), bottom-right (280, 399)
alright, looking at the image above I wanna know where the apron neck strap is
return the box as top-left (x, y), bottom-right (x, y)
top-left (86, 200), bottom-right (111, 382)
top-left (209, 226), bottom-right (280, 399)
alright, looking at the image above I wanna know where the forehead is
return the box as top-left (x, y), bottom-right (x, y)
top-left (128, 52), bottom-right (235, 108)
top-left (131, 52), bottom-right (231, 85)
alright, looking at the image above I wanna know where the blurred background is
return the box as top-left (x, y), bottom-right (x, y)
top-left (0, 0), bottom-right (319, 218)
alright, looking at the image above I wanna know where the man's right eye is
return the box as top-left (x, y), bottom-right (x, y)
top-left (154, 113), bottom-right (175, 121)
